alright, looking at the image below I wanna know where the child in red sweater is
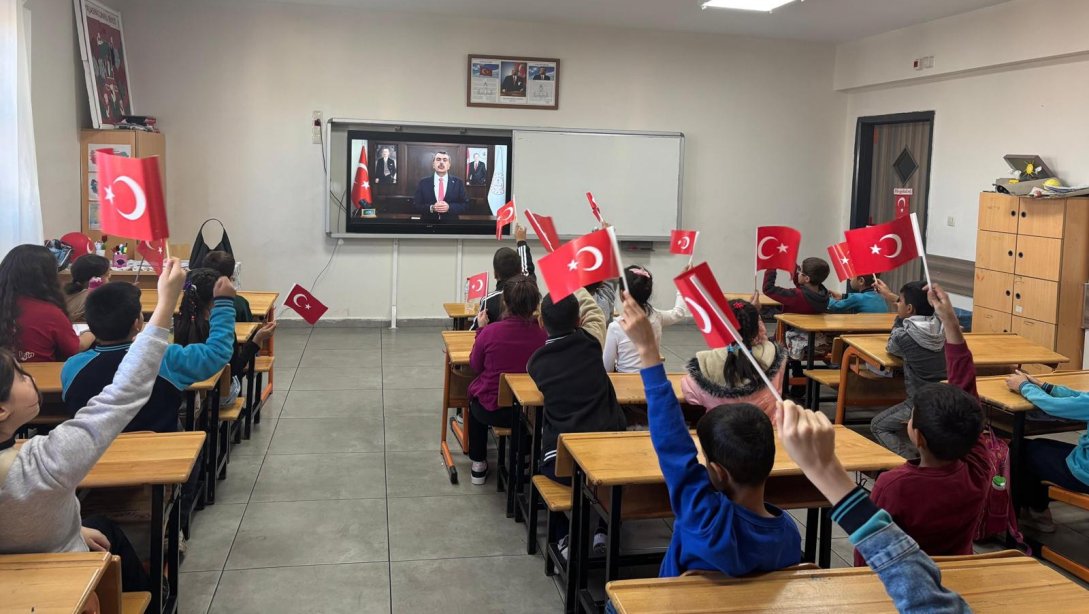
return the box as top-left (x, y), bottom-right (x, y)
top-left (0, 245), bottom-right (94, 362)
top-left (856, 283), bottom-right (990, 564)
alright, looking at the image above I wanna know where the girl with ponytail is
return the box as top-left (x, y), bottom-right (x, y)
top-left (681, 299), bottom-right (787, 418)
top-left (64, 254), bottom-right (111, 322)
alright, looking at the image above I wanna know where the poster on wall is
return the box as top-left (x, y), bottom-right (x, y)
top-left (74, 0), bottom-right (134, 128)
top-left (467, 54), bottom-right (559, 110)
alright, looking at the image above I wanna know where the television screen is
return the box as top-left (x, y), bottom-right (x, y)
top-left (344, 130), bottom-right (513, 236)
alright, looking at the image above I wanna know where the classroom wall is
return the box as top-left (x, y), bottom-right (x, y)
top-left (31, 0), bottom-right (846, 320)
top-left (833, 0), bottom-right (1089, 308)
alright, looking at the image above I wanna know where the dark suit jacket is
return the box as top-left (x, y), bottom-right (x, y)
top-left (375, 157), bottom-right (396, 183)
top-left (468, 161), bottom-right (488, 185)
top-left (502, 75), bottom-right (525, 93)
top-left (413, 175), bottom-right (468, 216)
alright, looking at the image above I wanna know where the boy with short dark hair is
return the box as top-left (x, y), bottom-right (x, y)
top-left (870, 280), bottom-right (947, 458)
top-left (618, 293), bottom-right (800, 577)
top-left (857, 283), bottom-right (989, 564)
top-left (472, 224), bottom-right (535, 330)
top-left (827, 274), bottom-right (889, 314)
top-left (202, 250), bottom-right (252, 322)
top-left (763, 257), bottom-right (831, 315)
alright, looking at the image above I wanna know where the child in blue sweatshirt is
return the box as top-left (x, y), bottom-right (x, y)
top-left (617, 293), bottom-right (800, 577)
top-left (826, 274), bottom-right (889, 314)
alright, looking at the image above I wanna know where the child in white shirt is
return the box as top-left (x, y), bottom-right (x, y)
top-left (603, 265), bottom-right (687, 373)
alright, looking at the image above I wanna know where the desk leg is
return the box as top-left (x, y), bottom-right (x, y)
top-left (243, 353), bottom-right (257, 441)
top-left (206, 391), bottom-right (221, 504)
top-left (526, 405), bottom-right (543, 555)
top-left (1010, 411), bottom-right (1026, 512)
top-left (606, 485), bottom-right (623, 583)
top-left (148, 485), bottom-right (180, 614)
top-left (184, 391), bottom-right (196, 432)
top-left (803, 508), bottom-right (818, 563)
top-left (805, 332), bottom-right (816, 409)
top-left (818, 507), bottom-right (832, 568)
top-left (508, 401), bottom-right (523, 520)
top-left (565, 466), bottom-right (590, 614)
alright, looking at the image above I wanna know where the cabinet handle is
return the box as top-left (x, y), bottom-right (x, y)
top-left (1008, 250), bottom-right (1014, 256)
top-left (1021, 211), bottom-right (1027, 218)
top-left (1018, 252), bottom-right (1024, 258)
top-left (1010, 210), bottom-right (1017, 217)
top-left (1005, 290), bottom-right (1011, 296)
top-left (1015, 292), bottom-right (1021, 299)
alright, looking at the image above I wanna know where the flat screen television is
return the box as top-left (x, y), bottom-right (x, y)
top-left (344, 130), bottom-right (513, 236)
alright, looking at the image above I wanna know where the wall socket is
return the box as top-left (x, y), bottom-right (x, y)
top-left (947, 216), bottom-right (955, 227)
top-left (913, 55), bottom-right (935, 71)
top-left (312, 111), bottom-right (323, 144)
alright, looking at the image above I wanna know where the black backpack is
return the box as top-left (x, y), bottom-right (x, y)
top-left (188, 219), bottom-right (233, 269)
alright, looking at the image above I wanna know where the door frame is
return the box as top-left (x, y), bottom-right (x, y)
top-left (848, 111), bottom-right (936, 234)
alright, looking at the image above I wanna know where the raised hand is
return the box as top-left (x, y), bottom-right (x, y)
top-left (213, 276), bottom-right (237, 299)
top-left (774, 400), bottom-right (855, 506)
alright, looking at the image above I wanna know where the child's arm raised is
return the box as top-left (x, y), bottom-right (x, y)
top-left (573, 288), bottom-right (607, 348)
top-left (928, 283), bottom-right (975, 397)
top-left (160, 276), bottom-right (237, 389)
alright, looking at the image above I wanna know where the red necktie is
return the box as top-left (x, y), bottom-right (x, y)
top-left (438, 177), bottom-right (446, 202)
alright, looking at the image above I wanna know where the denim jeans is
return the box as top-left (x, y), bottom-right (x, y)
top-left (871, 401), bottom-right (919, 459)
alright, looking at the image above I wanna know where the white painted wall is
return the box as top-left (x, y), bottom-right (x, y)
top-left (32, 0), bottom-right (845, 320)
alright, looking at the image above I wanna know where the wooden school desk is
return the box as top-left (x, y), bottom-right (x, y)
top-left (443, 302), bottom-right (479, 331)
top-left (0, 551), bottom-right (127, 614)
top-left (605, 555), bottom-right (1089, 613)
top-left (775, 313), bottom-right (897, 408)
top-left (555, 427), bottom-right (904, 613)
top-left (439, 330), bottom-right (476, 484)
top-left (723, 292), bottom-right (781, 308)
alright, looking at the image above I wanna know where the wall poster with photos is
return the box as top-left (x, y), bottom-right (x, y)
top-left (467, 54), bottom-right (559, 110)
top-left (74, 0), bottom-right (134, 128)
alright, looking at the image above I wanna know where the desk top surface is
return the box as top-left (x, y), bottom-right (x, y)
top-left (140, 290), bottom-right (279, 315)
top-left (235, 322), bottom-right (259, 342)
top-left (605, 556), bottom-right (1086, 613)
top-left (775, 312), bottom-right (897, 333)
top-left (556, 425), bottom-right (903, 486)
top-left (502, 372), bottom-right (684, 407)
top-left (442, 330), bottom-right (476, 366)
top-left (443, 302), bottom-right (479, 318)
top-left (83, 431), bottom-right (204, 488)
top-left (977, 370), bottom-right (1089, 412)
top-left (723, 293), bottom-right (782, 308)
top-left (0, 551), bottom-right (111, 614)
top-left (843, 333), bottom-right (1068, 369)
top-left (23, 362), bottom-right (64, 394)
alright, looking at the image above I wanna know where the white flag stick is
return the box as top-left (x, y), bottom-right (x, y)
top-left (909, 212), bottom-right (932, 287)
top-left (687, 231), bottom-right (699, 268)
top-left (606, 226), bottom-right (630, 296)
top-left (692, 276), bottom-right (782, 404)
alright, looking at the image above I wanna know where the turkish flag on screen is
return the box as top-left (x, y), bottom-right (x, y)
top-left (585, 192), bottom-right (605, 225)
top-left (495, 199), bottom-right (516, 240)
top-left (674, 263), bottom-right (741, 349)
top-left (466, 272), bottom-right (489, 301)
top-left (137, 239), bottom-right (167, 274)
top-left (96, 152), bottom-right (169, 241)
top-left (755, 226), bottom-right (800, 273)
top-left (844, 215), bottom-right (919, 276)
top-left (285, 283), bottom-right (329, 325)
top-left (524, 209), bottom-right (560, 253)
top-left (670, 230), bottom-right (699, 256)
top-left (351, 147), bottom-right (371, 209)
top-left (826, 242), bottom-right (856, 283)
top-left (538, 228), bottom-right (619, 301)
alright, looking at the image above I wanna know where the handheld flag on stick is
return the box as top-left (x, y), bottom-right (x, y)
top-left (755, 226), bottom-right (801, 274)
top-left (95, 152), bottom-right (169, 241)
top-left (538, 228), bottom-right (621, 302)
top-left (826, 241), bottom-right (856, 283)
top-left (524, 209), bottom-right (560, 253)
top-left (843, 215), bottom-right (919, 277)
top-left (285, 283), bottom-right (329, 325)
top-left (670, 229), bottom-right (699, 266)
top-left (466, 272), bottom-right (489, 302)
top-left (586, 192), bottom-right (605, 225)
top-left (495, 199), bottom-right (516, 240)
top-left (137, 239), bottom-right (167, 275)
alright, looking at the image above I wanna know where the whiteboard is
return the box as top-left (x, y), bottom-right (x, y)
top-left (511, 130), bottom-right (683, 241)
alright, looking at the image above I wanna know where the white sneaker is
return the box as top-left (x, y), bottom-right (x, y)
top-left (1021, 508), bottom-right (1056, 534)
top-left (558, 536), bottom-right (569, 561)
top-left (471, 461), bottom-right (488, 485)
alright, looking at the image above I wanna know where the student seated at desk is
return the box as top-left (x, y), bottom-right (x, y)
top-left (858, 283), bottom-right (990, 564)
top-left (202, 250), bottom-right (252, 322)
top-left (603, 265), bottom-right (687, 374)
top-left (0, 244), bottom-right (95, 362)
top-left (870, 281), bottom-right (947, 459)
top-left (0, 258), bottom-right (186, 591)
top-left (682, 299), bottom-right (786, 418)
top-left (585, 279), bottom-right (619, 326)
top-left (63, 254), bottom-right (111, 322)
top-left (617, 293), bottom-right (801, 577)
top-left (826, 274), bottom-right (889, 314)
top-left (472, 224), bottom-right (535, 330)
top-left (467, 275), bottom-right (547, 485)
top-left (764, 258), bottom-right (830, 397)
top-left (1006, 370), bottom-right (1089, 533)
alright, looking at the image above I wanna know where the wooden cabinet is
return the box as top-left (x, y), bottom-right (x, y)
top-left (79, 130), bottom-right (166, 252)
top-left (973, 193), bottom-right (1089, 370)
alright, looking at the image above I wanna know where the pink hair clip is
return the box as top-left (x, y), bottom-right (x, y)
top-left (629, 267), bottom-right (651, 279)
top-left (88, 276), bottom-right (105, 290)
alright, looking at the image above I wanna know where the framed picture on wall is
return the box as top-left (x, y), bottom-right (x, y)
top-left (74, 0), bottom-right (135, 128)
top-left (467, 54), bottom-right (559, 110)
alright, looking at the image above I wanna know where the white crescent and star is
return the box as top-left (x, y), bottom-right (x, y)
top-left (110, 176), bottom-right (147, 221)
top-left (756, 236), bottom-right (788, 260)
top-left (870, 233), bottom-right (903, 258)
top-left (568, 246), bottom-right (604, 272)
top-left (678, 236), bottom-right (691, 250)
top-left (684, 298), bottom-right (712, 334)
top-left (292, 294), bottom-right (312, 310)
top-left (499, 207), bottom-right (515, 223)
top-left (471, 279), bottom-right (484, 293)
top-left (896, 196), bottom-right (907, 209)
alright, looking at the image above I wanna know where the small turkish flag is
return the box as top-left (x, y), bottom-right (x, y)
top-left (62, 232), bottom-right (95, 259)
top-left (844, 215), bottom-right (919, 276)
top-left (826, 242), bottom-right (856, 283)
top-left (495, 199), bottom-right (516, 240)
top-left (755, 226), bottom-right (801, 273)
top-left (96, 152), bottom-right (169, 241)
top-left (585, 192), bottom-right (605, 225)
top-left (285, 283), bottom-right (329, 325)
top-left (538, 228), bottom-right (620, 301)
top-left (137, 239), bottom-right (167, 274)
top-left (674, 263), bottom-right (741, 349)
top-left (670, 229), bottom-right (699, 256)
top-left (524, 209), bottom-right (560, 253)
top-left (351, 147), bottom-right (371, 209)
top-left (893, 189), bottom-right (912, 219)
top-left (466, 272), bottom-right (489, 301)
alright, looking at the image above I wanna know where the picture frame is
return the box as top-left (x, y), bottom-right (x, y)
top-left (73, 0), bottom-right (135, 129)
top-left (467, 54), bottom-right (559, 110)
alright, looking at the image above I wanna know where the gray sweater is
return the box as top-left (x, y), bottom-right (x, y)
top-left (0, 326), bottom-right (169, 554)
top-left (886, 315), bottom-right (946, 399)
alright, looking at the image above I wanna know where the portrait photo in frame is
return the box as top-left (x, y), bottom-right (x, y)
top-left (467, 54), bottom-right (559, 110)
top-left (74, 0), bottom-right (135, 128)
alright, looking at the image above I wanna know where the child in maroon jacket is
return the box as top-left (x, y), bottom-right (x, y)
top-left (856, 283), bottom-right (990, 565)
top-left (762, 257), bottom-right (831, 316)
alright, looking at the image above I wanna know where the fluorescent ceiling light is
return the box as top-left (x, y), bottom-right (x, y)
top-left (701, 0), bottom-right (798, 12)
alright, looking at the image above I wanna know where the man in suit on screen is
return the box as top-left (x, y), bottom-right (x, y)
top-left (467, 153), bottom-right (488, 185)
top-left (413, 151), bottom-right (468, 218)
top-left (375, 147), bottom-right (397, 184)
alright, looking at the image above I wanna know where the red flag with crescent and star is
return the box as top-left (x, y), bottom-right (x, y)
top-left (95, 152), bottom-right (169, 241)
top-left (466, 272), bottom-right (489, 302)
top-left (351, 146), bottom-right (372, 209)
top-left (495, 199), bottom-right (516, 240)
top-left (285, 283), bottom-right (329, 325)
top-left (844, 215), bottom-right (919, 276)
top-left (755, 226), bottom-right (800, 273)
top-left (894, 189), bottom-right (912, 219)
top-left (137, 239), bottom-right (167, 274)
top-left (62, 232), bottom-right (95, 259)
top-left (524, 209), bottom-right (560, 253)
top-left (826, 241), bottom-right (856, 282)
top-left (673, 262), bottom-right (741, 349)
top-left (538, 228), bottom-right (619, 301)
top-left (670, 229), bottom-right (699, 256)
top-left (585, 192), bottom-right (605, 225)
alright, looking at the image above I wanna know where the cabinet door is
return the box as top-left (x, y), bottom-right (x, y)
top-left (1012, 276), bottom-right (1059, 324)
top-left (1011, 316), bottom-right (1057, 349)
top-left (976, 231), bottom-right (1017, 273)
top-left (979, 193), bottom-right (1019, 233)
top-left (973, 306), bottom-right (1012, 334)
top-left (1014, 235), bottom-right (1062, 281)
top-left (973, 269), bottom-right (1014, 313)
top-left (1018, 199), bottom-right (1065, 238)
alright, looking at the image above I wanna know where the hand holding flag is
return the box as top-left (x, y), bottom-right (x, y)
top-left (285, 283), bottom-right (329, 325)
top-left (755, 226), bottom-right (801, 273)
top-left (524, 209), bottom-right (560, 253)
top-left (538, 227), bottom-right (621, 301)
top-left (495, 199), bottom-right (516, 240)
top-left (466, 272), bottom-right (489, 301)
top-left (95, 152), bottom-right (169, 241)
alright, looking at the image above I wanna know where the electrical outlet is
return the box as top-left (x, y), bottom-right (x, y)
top-left (923, 56), bottom-right (934, 69)
top-left (947, 216), bottom-right (955, 227)
top-left (312, 111), bottom-right (323, 144)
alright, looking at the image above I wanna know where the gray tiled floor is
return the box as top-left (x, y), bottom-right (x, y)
top-left (181, 325), bottom-right (1089, 612)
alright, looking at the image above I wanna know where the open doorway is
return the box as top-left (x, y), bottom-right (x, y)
top-left (849, 111), bottom-right (935, 293)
